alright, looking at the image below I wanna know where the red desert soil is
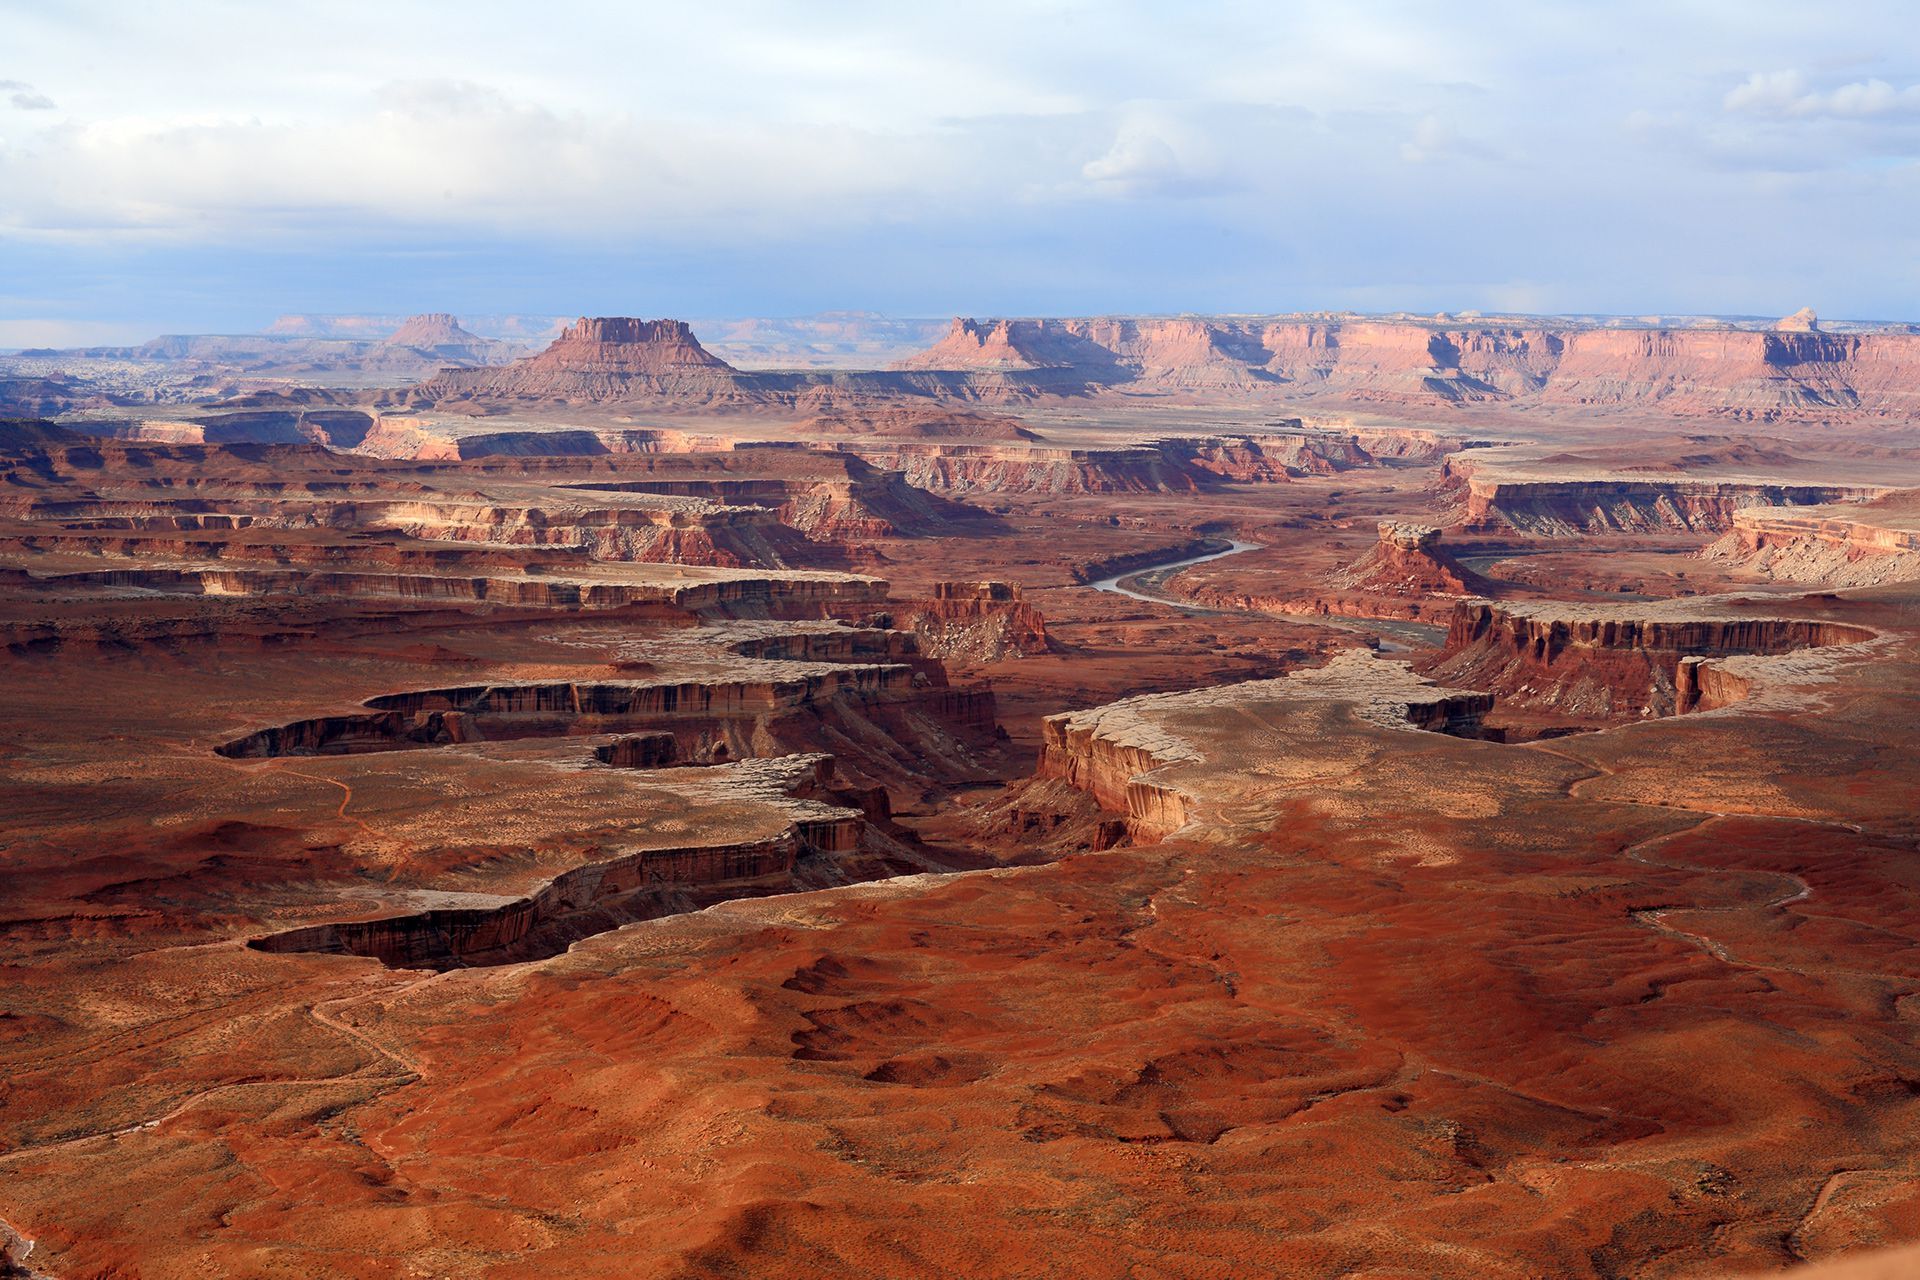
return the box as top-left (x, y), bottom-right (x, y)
top-left (3, 337), bottom-right (1920, 1279)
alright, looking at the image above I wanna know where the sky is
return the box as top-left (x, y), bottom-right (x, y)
top-left (2, 0), bottom-right (1918, 344)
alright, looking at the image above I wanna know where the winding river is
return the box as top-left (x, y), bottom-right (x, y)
top-left (1085, 538), bottom-right (1448, 651)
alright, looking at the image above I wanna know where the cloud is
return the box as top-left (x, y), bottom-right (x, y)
top-left (1725, 70), bottom-right (1920, 118)
top-left (1080, 109), bottom-right (1224, 197)
top-left (1399, 114), bottom-right (1497, 163)
top-left (4, 3), bottom-right (1920, 327)
top-left (0, 79), bottom-right (56, 110)
top-left (0, 79), bottom-right (967, 241)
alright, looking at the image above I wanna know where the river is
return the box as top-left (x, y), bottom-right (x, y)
top-left (1084, 539), bottom-right (1447, 651)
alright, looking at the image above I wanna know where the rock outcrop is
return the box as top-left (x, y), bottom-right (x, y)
top-left (377, 313), bottom-right (506, 366)
top-left (413, 317), bottom-right (749, 404)
top-left (1330, 522), bottom-right (1494, 598)
top-left (1445, 449), bottom-right (1890, 534)
top-left (26, 563), bottom-right (884, 614)
top-left (248, 755), bottom-right (873, 969)
top-left (1426, 599), bottom-right (1876, 720)
top-left (1776, 307), bottom-right (1819, 333)
top-left (889, 581), bottom-right (1052, 663)
top-left (895, 315), bottom-right (1920, 418)
top-left (1038, 651), bottom-right (1494, 842)
top-left (797, 406), bottom-right (1041, 441)
top-left (1701, 498), bottom-right (1920, 587)
top-left (851, 429), bottom-right (1369, 496)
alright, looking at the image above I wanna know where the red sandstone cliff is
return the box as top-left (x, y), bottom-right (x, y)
top-left (895, 316), bottom-right (1920, 418)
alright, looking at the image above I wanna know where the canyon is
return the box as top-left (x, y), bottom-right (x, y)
top-left (3, 309), bottom-right (1920, 1280)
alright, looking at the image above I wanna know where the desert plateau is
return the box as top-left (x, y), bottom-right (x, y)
top-left (5, 5), bottom-right (1920, 1277)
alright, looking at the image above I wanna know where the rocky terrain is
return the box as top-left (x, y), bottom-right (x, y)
top-left (0, 314), bottom-right (526, 407)
top-left (4, 309), bottom-right (1920, 1280)
top-left (1702, 493), bottom-right (1920, 587)
top-left (896, 314), bottom-right (1920, 420)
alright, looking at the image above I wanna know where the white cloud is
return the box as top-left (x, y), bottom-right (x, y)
top-left (0, 80), bottom-right (968, 241)
top-left (1725, 70), bottom-right (1920, 118)
top-left (1080, 107), bottom-right (1227, 197)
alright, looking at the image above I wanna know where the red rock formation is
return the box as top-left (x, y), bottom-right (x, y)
top-left (1702, 497), bottom-right (1920, 587)
top-left (1426, 599), bottom-right (1875, 720)
top-left (1444, 449), bottom-right (1890, 534)
top-left (894, 315), bottom-right (1920, 419)
top-left (414, 317), bottom-right (749, 404)
top-left (381, 313), bottom-right (484, 349)
top-left (892, 581), bottom-right (1052, 663)
top-left (850, 430), bottom-right (1367, 496)
top-left (1331, 522), bottom-right (1493, 598)
top-left (1037, 652), bottom-right (1494, 842)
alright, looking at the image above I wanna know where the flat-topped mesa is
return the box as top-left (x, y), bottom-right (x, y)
top-left (214, 656), bottom-right (1000, 793)
top-left (932, 580), bottom-right (1020, 602)
top-left (247, 755), bottom-right (872, 970)
top-left (1037, 651), bottom-right (1493, 843)
top-left (1443, 450), bottom-right (1891, 535)
top-left (408, 317), bottom-right (746, 404)
top-left (798, 405), bottom-right (1042, 442)
top-left (1381, 521), bottom-right (1440, 553)
top-left (381, 313), bottom-right (484, 349)
top-left (848, 428), bottom-right (1366, 495)
top-left (25, 563), bottom-right (886, 618)
top-left (1427, 599), bottom-right (1876, 721)
top-left (536, 318), bottom-right (735, 373)
top-left (568, 455), bottom-right (987, 542)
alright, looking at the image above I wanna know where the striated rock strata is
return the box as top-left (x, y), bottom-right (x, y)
top-left (889, 581), bottom-right (1052, 663)
top-left (1427, 599), bottom-right (1876, 720)
top-left (1702, 498), bottom-right (1920, 588)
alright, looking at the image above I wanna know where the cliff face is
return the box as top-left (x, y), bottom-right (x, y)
top-left (895, 316), bottom-right (1920, 418)
top-left (852, 430), bottom-right (1368, 495)
top-left (1427, 600), bottom-right (1875, 719)
top-left (1702, 502), bottom-right (1920, 587)
top-left (1037, 652), bottom-right (1493, 844)
top-left (1444, 453), bottom-right (1889, 535)
top-left (893, 581), bottom-right (1052, 663)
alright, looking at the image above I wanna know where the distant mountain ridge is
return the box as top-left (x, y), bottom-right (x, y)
top-left (891, 314), bottom-right (1920, 417)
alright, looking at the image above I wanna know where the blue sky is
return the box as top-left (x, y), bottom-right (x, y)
top-left (2, 0), bottom-right (1918, 343)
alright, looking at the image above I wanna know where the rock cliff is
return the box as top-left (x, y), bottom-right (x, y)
top-left (1444, 450), bottom-right (1890, 534)
top-left (896, 315), bottom-right (1920, 419)
top-left (1037, 652), bottom-right (1493, 843)
top-left (1427, 599), bottom-right (1875, 720)
top-left (1330, 522), bottom-right (1494, 598)
top-left (890, 581), bottom-right (1052, 663)
top-left (1701, 499), bottom-right (1920, 587)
